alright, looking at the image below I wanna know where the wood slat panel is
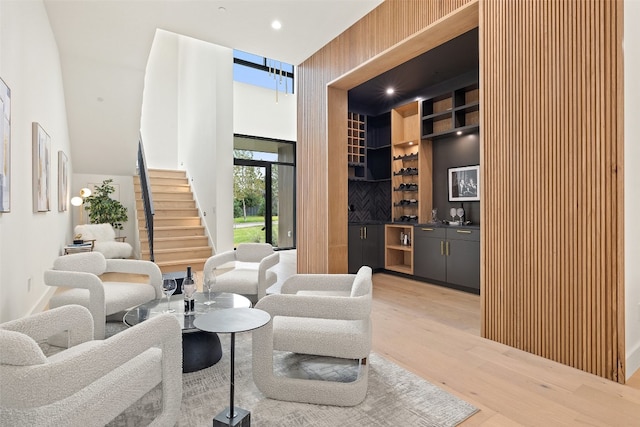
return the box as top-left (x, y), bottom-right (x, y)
top-left (298, 0), bottom-right (624, 383)
top-left (480, 0), bottom-right (624, 382)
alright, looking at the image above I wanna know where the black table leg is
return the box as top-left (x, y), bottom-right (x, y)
top-left (212, 331), bottom-right (250, 427)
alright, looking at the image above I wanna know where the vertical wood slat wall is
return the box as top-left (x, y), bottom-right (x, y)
top-left (480, 0), bottom-right (624, 382)
top-left (298, 0), bottom-right (624, 382)
top-left (297, 0), bottom-right (474, 273)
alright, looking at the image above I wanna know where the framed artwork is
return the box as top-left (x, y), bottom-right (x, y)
top-left (58, 151), bottom-right (69, 212)
top-left (32, 122), bottom-right (51, 212)
top-left (448, 165), bottom-right (480, 202)
top-left (0, 77), bottom-right (10, 212)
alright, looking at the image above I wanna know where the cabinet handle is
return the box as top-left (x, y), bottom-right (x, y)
top-left (446, 241), bottom-right (450, 256)
top-left (440, 240), bottom-right (444, 255)
top-left (364, 226), bottom-right (367, 240)
top-left (360, 227), bottom-right (364, 239)
top-left (421, 228), bottom-right (434, 231)
top-left (456, 230), bottom-right (472, 234)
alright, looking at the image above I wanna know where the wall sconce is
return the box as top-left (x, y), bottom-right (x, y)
top-left (70, 187), bottom-right (92, 226)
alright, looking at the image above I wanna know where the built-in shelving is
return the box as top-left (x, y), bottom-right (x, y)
top-left (391, 101), bottom-right (431, 224)
top-left (347, 112), bottom-right (366, 180)
top-left (422, 83), bottom-right (479, 139)
top-left (385, 224), bottom-right (414, 275)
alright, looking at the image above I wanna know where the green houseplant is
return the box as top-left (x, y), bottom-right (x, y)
top-left (83, 179), bottom-right (128, 230)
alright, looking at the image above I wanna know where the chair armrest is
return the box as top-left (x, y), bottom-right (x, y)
top-left (115, 236), bottom-right (126, 242)
top-left (44, 270), bottom-right (107, 339)
top-left (259, 252), bottom-right (280, 272)
top-left (105, 259), bottom-right (163, 299)
top-left (4, 314), bottom-right (182, 408)
top-left (280, 274), bottom-right (355, 294)
top-left (256, 252), bottom-right (280, 299)
top-left (255, 293), bottom-right (370, 321)
top-left (0, 305), bottom-right (93, 347)
top-left (203, 251), bottom-right (237, 276)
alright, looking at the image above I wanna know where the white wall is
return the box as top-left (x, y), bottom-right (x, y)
top-left (625, 0), bottom-right (640, 380)
top-left (177, 35), bottom-right (234, 253)
top-left (141, 30), bottom-right (179, 170)
top-left (0, 0), bottom-right (73, 321)
top-left (234, 81), bottom-right (296, 141)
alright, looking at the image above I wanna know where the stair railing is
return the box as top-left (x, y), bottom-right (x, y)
top-left (137, 137), bottom-right (155, 262)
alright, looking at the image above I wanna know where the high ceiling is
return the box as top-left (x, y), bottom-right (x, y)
top-left (42, 0), bottom-right (384, 175)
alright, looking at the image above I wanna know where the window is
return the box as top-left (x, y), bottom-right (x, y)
top-left (233, 49), bottom-right (294, 94)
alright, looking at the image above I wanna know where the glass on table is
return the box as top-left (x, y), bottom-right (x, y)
top-left (162, 278), bottom-right (177, 313)
top-left (203, 267), bottom-right (217, 305)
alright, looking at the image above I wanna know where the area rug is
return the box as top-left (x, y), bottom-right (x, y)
top-left (105, 323), bottom-right (478, 427)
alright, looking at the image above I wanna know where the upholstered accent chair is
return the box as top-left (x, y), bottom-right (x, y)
top-left (45, 251), bottom-right (163, 339)
top-left (203, 243), bottom-right (280, 304)
top-left (74, 223), bottom-right (132, 259)
top-left (0, 305), bottom-right (182, 426)
top-left (252, 265), bottom-right (372, 406)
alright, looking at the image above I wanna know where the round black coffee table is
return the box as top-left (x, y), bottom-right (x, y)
top-left (124, 292), bottom-right (251, 373)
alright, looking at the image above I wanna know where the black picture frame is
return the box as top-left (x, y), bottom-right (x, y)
top-left (448, 165), bottom-right (480, 202)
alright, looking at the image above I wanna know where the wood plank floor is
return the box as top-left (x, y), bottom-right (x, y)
top-left (371, 273), bottom-right (640, 426)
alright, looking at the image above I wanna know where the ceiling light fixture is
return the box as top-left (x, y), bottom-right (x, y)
top-left (271, 20), bottom-right (282, 30)
top-left (457, 131), bottom-right (463, 136)
top-left (218, 6), bottom-right (226, 13)
top-left (386, 87), bottom-right (394, 95)
top-left (267, 59), bottom-right (288, 103)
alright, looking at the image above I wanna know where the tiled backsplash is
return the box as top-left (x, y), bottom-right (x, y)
top-left (348, 180), bottom-right (391, 223)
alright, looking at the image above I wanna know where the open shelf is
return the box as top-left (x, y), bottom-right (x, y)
top-left (385, 224), bottom-right (414, 275)
top-left (421, 83), bottom-right (480, 140)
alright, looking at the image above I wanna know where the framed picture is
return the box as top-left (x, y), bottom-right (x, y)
top-left (448, 165), bottom-right (480, 202)
top-left (0, 77), bottom-right (10, 212)
top-left (32, 122), bottom-right (51, 212)
top-left (58, 151), bottom-right (69, 212)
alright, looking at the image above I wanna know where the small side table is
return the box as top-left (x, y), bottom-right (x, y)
top-left (63, 242), bottom-right (94, 255)
top-left (194, 307), bottom-right (271, 427)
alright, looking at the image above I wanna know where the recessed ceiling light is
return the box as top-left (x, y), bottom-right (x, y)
top-left (386, 87), bottom-right (394, 95)
top-left (97, 97), bottom-right (104, 102)
top-left (271, 20), bottom-right (282, 30)
top-left (457, 131), bottom-right (462, 135)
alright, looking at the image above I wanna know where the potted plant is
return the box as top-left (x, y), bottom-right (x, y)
top-left (83, 179), bottom-right (128, 230)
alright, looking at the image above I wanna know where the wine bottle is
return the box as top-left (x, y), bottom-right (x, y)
top-left (183, 266), bottom-right (196, 314)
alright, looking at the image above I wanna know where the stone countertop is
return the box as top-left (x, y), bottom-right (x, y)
top-left (348, 221), bottom-right (480, 229)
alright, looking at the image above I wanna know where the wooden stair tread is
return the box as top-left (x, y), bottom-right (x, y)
top-left (142, 246), bottom-right (211, 254)
top-left (153, 225), bottom-right (204, 230)
top-left (140, 236), bottom-right (207, 242)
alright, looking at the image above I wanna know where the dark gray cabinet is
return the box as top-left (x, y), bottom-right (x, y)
top-left (348, 224), bottom-right (382, 273)
top-left (413, 227), bottom-right (446, 282)
top-left (413, 226), bottom-right (480, 290)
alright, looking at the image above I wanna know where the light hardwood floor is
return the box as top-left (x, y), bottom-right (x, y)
top-left (371, 273), bottom-right (640, 426)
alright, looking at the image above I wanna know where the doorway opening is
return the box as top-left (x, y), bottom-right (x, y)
top-left (233, 135), bottom-right (295, 249)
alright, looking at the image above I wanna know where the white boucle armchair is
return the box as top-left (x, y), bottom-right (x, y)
top-left (45, 251), bottom-right (163, 339)
top-left (252, 265), bottom-right (372, 406)
top-left (0, 305), bottom-right (182, 426)
top-left (74, 223), bottom-right (132, 259)
top-left (203, 243), bottom-right (280, 304)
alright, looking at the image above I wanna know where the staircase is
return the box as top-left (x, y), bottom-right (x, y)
top-left (134, 169), bottom-right (212, 273)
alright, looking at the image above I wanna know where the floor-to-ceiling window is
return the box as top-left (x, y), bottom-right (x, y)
top-left (233, 135), bottom-right (295, 249)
